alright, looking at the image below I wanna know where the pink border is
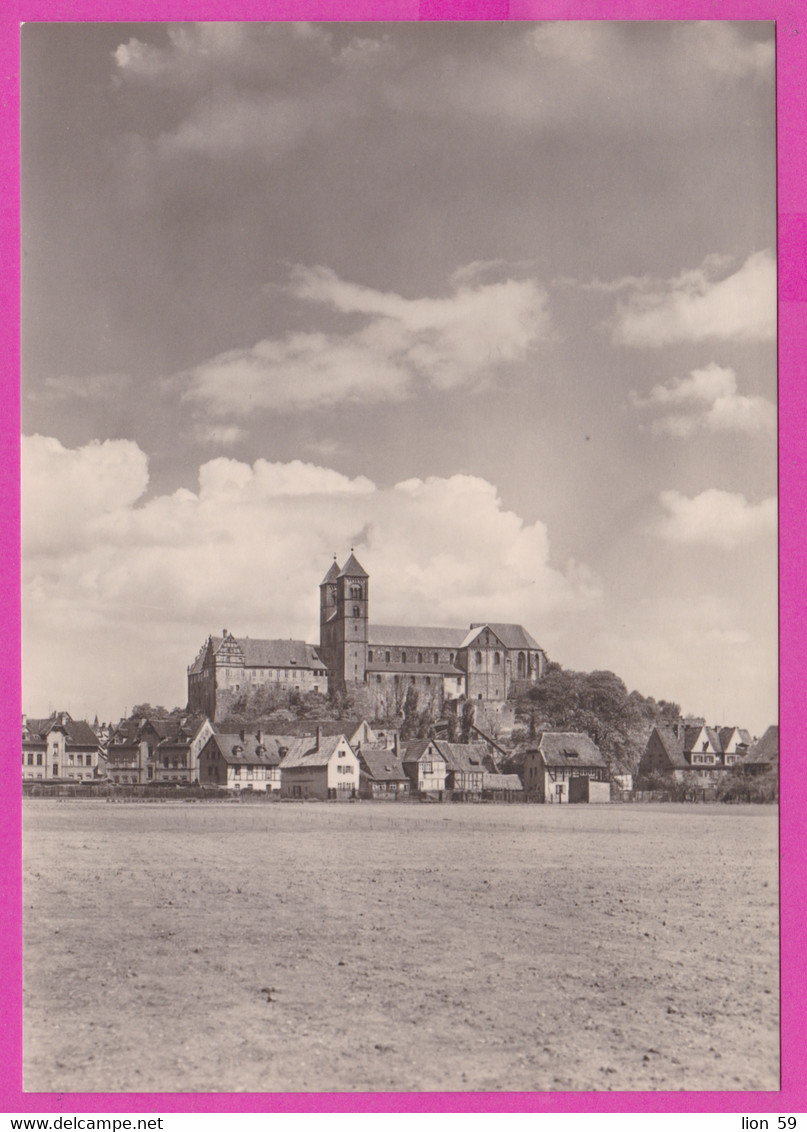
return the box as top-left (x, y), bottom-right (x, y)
top-left (2, 0), bottom-right (804, 1115)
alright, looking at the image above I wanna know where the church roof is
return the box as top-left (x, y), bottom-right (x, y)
top-left (468, 623), bottom-right (543, 651)
top-left (369, 625), bottom-right (468, 649)
top-left (338, 552), bottom-right (368, 578)
top-left (321, 560), bottom-right (341, 585)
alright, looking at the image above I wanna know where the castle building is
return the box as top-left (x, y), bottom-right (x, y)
top-left (188, 551), bottom-right (546, 719)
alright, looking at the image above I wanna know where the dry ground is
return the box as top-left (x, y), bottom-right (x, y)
top-left (22, 800), bottom-right (778, 1093)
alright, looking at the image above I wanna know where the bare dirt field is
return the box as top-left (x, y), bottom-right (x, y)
top-left (22, 799), bottom-right (778, 1094)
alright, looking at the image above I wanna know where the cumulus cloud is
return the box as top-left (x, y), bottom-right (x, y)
top-left (610, 251), bottom-right (776, 346)
top-left (655, 488), bottom-right (777, 548)
top-left (22, 435), bottom-right (149, 555)
top-left (630, 363), bottom-right (776, 437)
top-left (184, 266), bottom-right (552, 414)
top-left (22, 436), bottom-right (599, 716)
top-left (27, 373), bottom-right (131, 403)
top-left (112, 22), bottom-right (773, 170)
top-left (676, 21), bottom-right (775, 78)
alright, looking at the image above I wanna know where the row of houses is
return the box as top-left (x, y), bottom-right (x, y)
top-left (635, 723), bottom-right (778, 788)
top-left (23, 710), bottom-right (778, 802)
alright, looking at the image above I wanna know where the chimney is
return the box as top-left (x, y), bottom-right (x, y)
top-left (315, 725), bottom-right (321, 751)
top-left (394, 733), bottom-right (400, 757)
top-left (240, 729), bottom-right (246, 743)
top-left (223, 629), bottom-right (228, 638)
top-left (256, 729), bottom-right (263, 745)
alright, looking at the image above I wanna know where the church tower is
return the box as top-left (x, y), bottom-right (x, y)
top-left (319, 557), bottom-right (340, 672)
top-left (334, 551), bottom-right (369, 685)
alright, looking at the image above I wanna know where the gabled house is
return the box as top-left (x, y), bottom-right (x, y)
top-left (199, 730), bottom-right (289, 791)
top-left (279, 730), bottom-right (359, 800)
top-left (718, 726), bottom-right (753, 765)
top-left (104, 741), bottom-right (148, 785)
top-left (521, 732), bottom-right (608, 803)
top-left (636, 726), bottom-right (691, 786)
top-left (637, 723), bottom-right (756, 788)
top-left (357, 747), bottom-right (410, 800)
top-left (401, 739), bottom-right (447, 798)
top-left (433, 740), bottom-right (489, 795)
top-left (151, 736), bottom-right (193, 784)
top-left (684, 725), bottom-right (723, 771)
top-left (22, 712), bottom-right (101, 782)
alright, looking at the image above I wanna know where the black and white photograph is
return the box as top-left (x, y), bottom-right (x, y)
top-left (20, 20), bottom-right (778, 1094)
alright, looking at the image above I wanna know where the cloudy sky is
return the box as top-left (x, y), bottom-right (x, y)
top-left (21, 20), bottom-right (777, 732)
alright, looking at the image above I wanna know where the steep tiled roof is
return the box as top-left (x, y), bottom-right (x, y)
top-left (647, 726), bottom-right (689, 770)
top-left (482, 772), bottom-right (523, 791)
top-left (401, 739), bottom-right (441, 764)
top-left (64, 720), bottom-right (101, 748)
top-left (536, 731), bottom-right (606, 768)
top-left (459, 624), bottom-right (508, 650)
top-left (279, 734), bottom-right (348, 768)
top-left (469, 623), bottom-right (542, 651)
top-left (368, 625), bottom-right (468, 649)
top-left (339, 553), bottom-right (368, 578)
top-left (434, 741), bottom-right (488, 772)
top-left (704, 727), bottom-right (724, 753)
top-left (720, 726), bottom-right (753, 749)
top-left (743, 725), bottom-right (779, 766)
top-left (200, 637), bottom-right (325, 669)
top-left (205, 733), bottom-right (284, 766)
top-left (359, 750), bottom-right (409, 782)
top-left (321, 560), bottom-right (341, 584)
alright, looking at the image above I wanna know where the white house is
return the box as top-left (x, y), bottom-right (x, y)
top-left (279, 730), bottom-right (360, 800)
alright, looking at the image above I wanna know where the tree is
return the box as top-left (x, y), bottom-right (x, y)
top-left (400, 686), bottom-right (420, 739)
top-left (460, 700), bottom-right (475, 742)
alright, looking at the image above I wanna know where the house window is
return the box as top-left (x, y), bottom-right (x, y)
top-left (449, 652), bottom-right (455, 663)
top-left (434, 652), bottom-right (439, 664)
top-left (233, 766), bottom-right (241, 776)
top-left (494, 652), bottom-right (500, 666)
top-left (27, 754), bottom-right (34, 765)
top-left (36, 753), bottom-right (43, 766)
top-left (423, 762), bottom-right (432, 773)
top-left (368, 650), bottom-right (374, 661)
top-left (426, 677), bottom-right (431, 685)
top-left (402, 651), bottom-right (407, 663)
top-left (385, 652), bottom-right (391, 663)
top-left (376, 675), bottom-right (381, 683)
top-left (417, 652), bottom-right (423, 664)
top-left (353, 606), bottom-right (360, 617)
top-left (475, 652), bottom-right (482, 665)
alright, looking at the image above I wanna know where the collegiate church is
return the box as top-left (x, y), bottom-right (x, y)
top-left (188, 551), bottom-right (546, 720)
